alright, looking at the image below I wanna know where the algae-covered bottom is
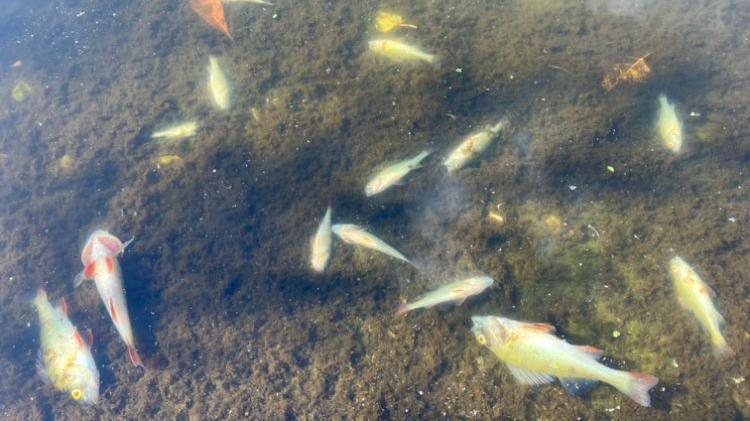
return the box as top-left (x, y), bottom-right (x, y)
top-left (0, 0), bottom-right (748, 419)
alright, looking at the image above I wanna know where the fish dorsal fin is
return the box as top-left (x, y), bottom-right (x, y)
top-left (525, 322), bottom-right (556, 334)
top-left (505, 363), bottom-right (555, 385)
top-left (560, 378), bottom-right (598, 396)
top-left (36, 350), bottom-right (50, 384)
top-left (575, 345), bottom-right (603, 360)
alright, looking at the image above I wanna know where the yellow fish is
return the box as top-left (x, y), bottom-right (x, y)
top-left (368, 38), bottom-right (439, 66)
top-left (669, 256), bottom-right (733, 355)
top-left (33, 289), bottom-right (99, 404)
top-left (443, 118), bottom-right (509, 173)
top-left (656, 94), bottom-right (683, 153)
top-left (208, 56), bottom-right (230, 110)
top-left (151, 121), bottom-right (198, 140)
top-left (471, 315), bottom-right (658, 407)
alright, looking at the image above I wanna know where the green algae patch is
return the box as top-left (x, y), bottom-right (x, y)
top-left (11, 80), bottom-right (33, 102)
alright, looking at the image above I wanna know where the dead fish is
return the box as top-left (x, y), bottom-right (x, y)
top-left (365, 150), bottom-right (430, 197)
top-left (310, 207), bottom-right (332, 272)
top-left (332, 224), bottom-right (410, 264)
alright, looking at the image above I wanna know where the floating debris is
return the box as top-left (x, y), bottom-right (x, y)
top-left (488, 211), bottom-right (505, 225)
top-left (601, 54), bottom-right (651, 92)
top-left (375, 11), bottom-right (417, 34)
top-left (59, 154), bottom-right (76, 174)
top-left (11, 80), bottom-right (33, 102)
top-left (607, 165), bottom-right (615, 173)
top-left (191, 0), bottom-right (233, 40)
top-left (11, 60), bottom-right (22, 68)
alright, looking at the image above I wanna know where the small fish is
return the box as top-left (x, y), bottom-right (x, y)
top-left (157, 155), bottom-right (184, 166)
top-left (669, 256), bottom-right (733, 355)
top-left (444, 117), bottom-right (509, 173)
top-left (471, 315), bottom-right (659, 407)
top-left (74, 230), bottom-right (143, 367)
top-left (33, 289), bottom-right (99, 404)
top-left (368, 38), bottom-right (439, 66)
top-left (397, 275), bottom-right (493, 315)
top-left (656, 94), bottom-right (683, 153)
top-left (208, 56), bottom-right (230, 110)
top-left (365, 150), bottom-right (430, 197)
top-left (332, 224), bottom-right (410, 264)
top-left (310, 207), bottom-right (332, 273)
top-left (223, 0), bottom-right (274, 4)
top-left (151, 121), bottom-right (198, 140)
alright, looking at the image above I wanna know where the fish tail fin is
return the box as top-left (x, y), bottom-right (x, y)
top-left (128, 345), bottom-right (145, 368)
top-left (396, 304), bottom-right (410, 316)
top-left (429, 54), bottom-right (442, 69)
top-left (619, 372), bottom-right (659, 407)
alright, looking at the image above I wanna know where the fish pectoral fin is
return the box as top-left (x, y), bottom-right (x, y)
top-left (36, 351), bottom-right (50, 385)
top-left (109, 297), bottom-right (120, 323)
top-left (83, 328), bottom-right (94, 348)
top-left (559, 378), bottom-right (598, 396)
top-left (121, 237), bottom-right (134, 255)
top-left (74, 329), bottom-right (86, 349)
top-left (57, 298), bottom-right (69, 316)
top-left (73, 270), bottom-right (89, 288)
top-left (700, 284), bottom-right (716, 298)
top-left (506, 364), bottom-right (555, 385)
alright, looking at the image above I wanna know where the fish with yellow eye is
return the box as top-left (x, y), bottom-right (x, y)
top-left (32, 289), bottom-right (99, 404)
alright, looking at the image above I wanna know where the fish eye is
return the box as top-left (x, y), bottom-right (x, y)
top-left (476, 334), bottom-right (486, 345)
top-left (71, 389), bottom-right (83, 400)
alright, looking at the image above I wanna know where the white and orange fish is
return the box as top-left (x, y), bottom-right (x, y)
top-left (33, 289), bottom-right (99, 404)
top-left (74, 230), bottom-right (143, 367)
top-left (397, 275), bottom-right (493, 315)
top-left (471, 315), bottom-right (659, 407)
top-left (669, 256), bottom-right (733, 355)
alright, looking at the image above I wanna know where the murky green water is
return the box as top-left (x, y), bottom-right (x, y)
top-left (0, 0), bottom-right (748, 419)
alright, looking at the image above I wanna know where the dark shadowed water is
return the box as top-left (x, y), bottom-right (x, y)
top-left (0, 0), bottom-right (748, 419)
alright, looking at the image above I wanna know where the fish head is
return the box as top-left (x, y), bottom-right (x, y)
top-left (468, 276), bottom-right (494, 292)
top-left (368, 39), bottom-right (387, 52)
top-left (364, 180), bottom-right (382, 197)
top-left (81, 229), bottom-right (124, 265)
top-left (65, 362), bottom-right (100, 404)
top-left (471, 315), bottom-right (510, 349)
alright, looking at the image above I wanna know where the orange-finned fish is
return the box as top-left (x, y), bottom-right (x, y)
top-left (471, 315), bottom-right (659, 407)
top-left (669, 256), bottom-right (733, 355)
top-left (33, 289), bottom-right (99, 404)
top-left (74, 229), bottom-right (143, 367)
